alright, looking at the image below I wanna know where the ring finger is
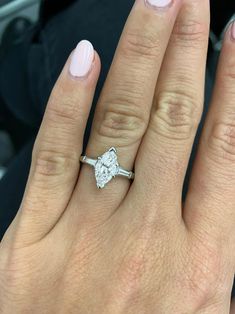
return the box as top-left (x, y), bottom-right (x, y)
top-left (75, 0), bottom-right (183, 217)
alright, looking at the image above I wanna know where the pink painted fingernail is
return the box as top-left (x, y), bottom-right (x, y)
top-left (145, 0), bottom-right (172, 9)
top-left (69, 40), bottom-right (94, 78)
top-left (231, 21), bottom-right (235, 41)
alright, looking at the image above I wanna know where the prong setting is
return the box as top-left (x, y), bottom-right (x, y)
top-left (80, 147), bottom-right (134, 189)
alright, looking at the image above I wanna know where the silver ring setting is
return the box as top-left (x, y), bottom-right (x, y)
top-left (80, 147), bottom-right (135, 189)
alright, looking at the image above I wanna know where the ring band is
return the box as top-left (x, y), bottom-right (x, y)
top-left (80, 147), bottom-right (135, 189)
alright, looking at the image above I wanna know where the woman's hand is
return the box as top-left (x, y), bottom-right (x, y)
top-left (1, 0), bottom-right (235, 312)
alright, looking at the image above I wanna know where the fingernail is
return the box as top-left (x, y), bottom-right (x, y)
top-left (231, 21), bottom-right (235, 41)
top-left (145, 0), bottom-right (173, 9)
top-left (69, 40), bottom-right (94, 78)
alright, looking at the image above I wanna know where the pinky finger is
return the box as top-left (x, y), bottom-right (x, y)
top-left (10, 40), bottom-right (101, 245)
top-left (184, 22), bottom-right (235, 240)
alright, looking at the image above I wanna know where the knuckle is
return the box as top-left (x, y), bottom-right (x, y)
top-left (173, 19), bottom-right (209, 48)
top-left (97, 99), bottom-right (148, 146)
top-left (116, 254), bottom-right (146, 298)
top-left (32, 148), bottom-right (77, 179)
top-left (115, 224), bottom-right (166, 301)
top-left (150, 91), bottom-right (201, 140)
top-left (207, 122), bottom-right (235, 163)
top-left (121, 29), bottom-right (160, 59)
top-left (187, 258), bottom-right (223, 307)
top-left (185, 237), bottom-right (228, 308)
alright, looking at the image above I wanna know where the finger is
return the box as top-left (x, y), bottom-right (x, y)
top-left (184, 22), bottom-right (235, 240)
top-left (75, 0), bottom-right (183, 217)
top-left (132, 0), bottom-right (209, 221)
top-left (16, 40), bottom-right (101, 244)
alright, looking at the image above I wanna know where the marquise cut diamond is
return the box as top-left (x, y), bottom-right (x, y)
top-left (95, 148), bottom-right (119, 188)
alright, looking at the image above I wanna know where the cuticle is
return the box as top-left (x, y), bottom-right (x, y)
top-left (144, 0), bottom-right (174, 11)
top-left (69, 66), bottom-right (93, 81)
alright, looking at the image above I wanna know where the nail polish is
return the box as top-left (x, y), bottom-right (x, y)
top-left (69, 40), bottom-right (94, 78)
top-left (145, 0), bottom-right (172, 9)
top-left (231, 21), bottom-right (235, 41)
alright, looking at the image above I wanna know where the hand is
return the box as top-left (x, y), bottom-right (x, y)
top-left (1, 0), bottom-right (235, 312)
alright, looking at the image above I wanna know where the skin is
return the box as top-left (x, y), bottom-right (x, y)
top-left (0, 0), bottom-right (235, 312)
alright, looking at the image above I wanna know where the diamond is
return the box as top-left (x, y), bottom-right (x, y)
top-left (95, 148), bottom-right (119, 188)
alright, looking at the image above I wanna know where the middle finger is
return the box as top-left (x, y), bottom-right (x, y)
top-left (133, 0), bottom-right (210, 221)
top-left (76, 0), bottom-right (183, 215)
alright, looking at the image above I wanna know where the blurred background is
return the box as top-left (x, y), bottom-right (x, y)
top-left (0, 0), bottom-right (40, 179)
top-left (0, 0), bottom-right (78, 181)
top-left (0, 0), bottom-right (40, 40)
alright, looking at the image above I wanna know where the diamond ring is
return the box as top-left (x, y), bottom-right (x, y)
top-left (80, 147), bottom-right (135, 189)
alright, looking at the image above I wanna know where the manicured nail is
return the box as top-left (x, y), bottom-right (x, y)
top-left (145, 0), bottom-right (172, 9)
top-left (231, 21), bottom-right (235, 41)
top-left (69, 40), bottom-right (94, 78)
